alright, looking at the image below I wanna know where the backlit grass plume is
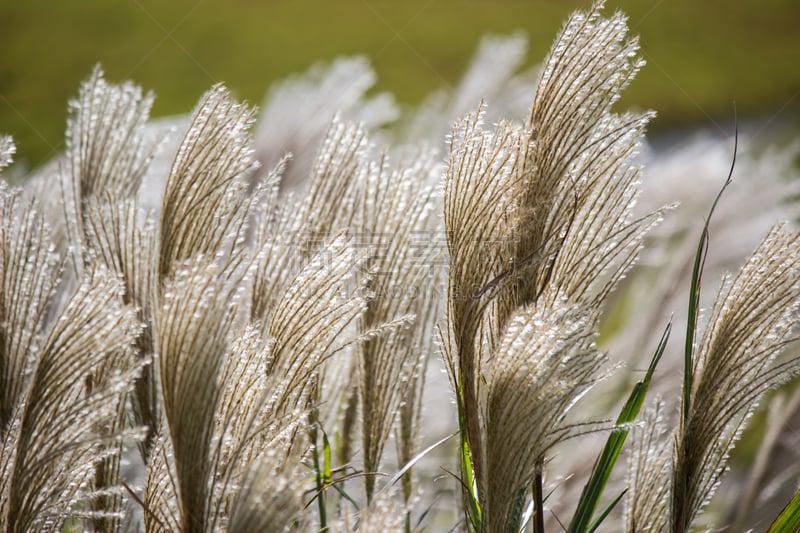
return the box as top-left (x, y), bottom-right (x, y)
top-left (354, 151), bottom-right (437, 502)
top-left (143, 82), bottom-right (257, 532)
top-left (62, 67), bottom-right (162, 465)
top-left (673, 224), bottom-right (800, 531)
top-left (0, 186), bottom-right (142, 531)
top-left (442, 2), bottom-right (663, 528)
top-left (625, 224), bottom-right (800, 532)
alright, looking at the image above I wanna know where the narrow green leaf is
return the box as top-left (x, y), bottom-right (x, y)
top-left (587, 490), bottom-right (627, 533)
top-left (683, 127), bottom-right (736, 423)
top-left (331, 482), bottom-right (360, 512)
top-left (460, 427), bottom-right (482, 531)
top-left (450, 377), bottom-right (482, 531)
top-left (567, 321), bottom-right (671, 533)
top-left (322, 430), bottom-right (332, 485)
top-left (674, 124), bottom-right (737, 533)
top-left (766, 487), bottom-right (800, 533)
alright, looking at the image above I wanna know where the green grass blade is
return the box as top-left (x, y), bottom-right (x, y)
top-left (331, 482), bottom-right (360, 512)
top-left (673, 124), bottom-right (737, 533)
top-left (322, 430), bottom-right (332, 485)
top-left (766, 487), bottom-right (800, 533)
top-left (683, 219), bottom-right (705, 422)
top-left (567, 321), bottom-right (671, 533)
top-left (460, 427), bottom-right (482, 531)
top-left (450, 377), bottom-right (482, 531)
top-left (682, 126), bottom-right (736, 423)
top-left (586, 490), bottom-right (627, 533)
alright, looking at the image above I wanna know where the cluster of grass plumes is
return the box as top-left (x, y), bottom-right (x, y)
top-left (2, 2), bottom-right (800, 531)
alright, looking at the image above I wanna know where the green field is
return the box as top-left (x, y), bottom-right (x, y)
top-left (1, 0), bottom-right (799, 167)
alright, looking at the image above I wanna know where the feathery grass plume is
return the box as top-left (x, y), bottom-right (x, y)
top-left (61, 69), bottom-right (162, 529)
top-left (83, 196), bottom-right (158, 459)
top-left (336, 362), bottom-right (361, 470)
top-left (212, 327), bottom-right (277, 477)
top-left (62, 66), bottom-right (160, 272)
top-left (83, 196), bottom-right (154, 427)
top-left (65, 65), bottom-right (157, 202)
top-left (143, 85), bottom-right (263, 531)
top-left (625, 401), bottom-right (670, 532)
top-left (247, 157), bottom-right (297, 326)
top-left (227, 452), bottom-right (307, 533)
top-left (212, 325), bottom-right (309, 470)
top-left (483, 296), bottom-right (606, 531)
top-left (295, 118), bottom-right (367, 245)
top-left (443, 3), bottom-right (659, 528)
top-left (158, 84), bottom-right (257, 280)
top-left (671, 223), bottom-right (800, 532)
top-left (205, 235), bottom-right (367, 530)
top-left (2, 150), bottom-right (141, 532)
top-left (442, 110), bottom-right (524, 505)
top-left (511, 1), bottom-right (657, 313)
top-left (247, 118), bottom-right (396, 523)
top-left (263, 234), bottom-right (368, 419)
top-left (354, 150), bottom-right (438, 501)
top-left (212, 327), bottom-right (310, 532)
top-left (257, 235), bottom-right (372, 528)
top-left (328, 486), bottom-right (408, 533)
top-left (352, 488), bottom-right (408, 533)
top-left (395, 236), bottom-right (441, 505)
top-left (142, 422), bottom-right (180, 531)
top-left (147, 256), bottom-right (243, 533)
top-left (248, 120), bottom-right (372, 461)
top-left (397, 410), bottom-right (426, 505)
top-left (227, 462), bottom-right (306, 533)
top-left (267, 236), bottom-right (390, 490)
top-left (0, 186), bottom-right (60, 430)
top-left (60, 67), bottom-right (162, 467)
top-left (249, 118), bottom-right (367, 330)
top-left (0, 264), bottom-right (142, 532)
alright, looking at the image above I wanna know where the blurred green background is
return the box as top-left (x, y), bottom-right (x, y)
top-left (1, 0), bottom-right (798, 168)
